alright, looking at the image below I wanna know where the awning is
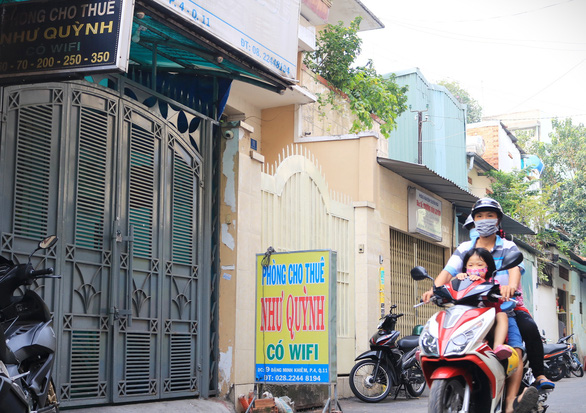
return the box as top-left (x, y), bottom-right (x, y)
top-left (132, 0), bottom-right (296, 94)
top-left (377, 157), bottom-right (535, 235)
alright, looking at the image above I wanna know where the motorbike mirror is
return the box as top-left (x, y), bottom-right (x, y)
top-left (39, 235), bottom-right (58, 250)
top-left (498, 251), bottom-right (523, 272)
top-left (411, 266), bottom-right (432, 281)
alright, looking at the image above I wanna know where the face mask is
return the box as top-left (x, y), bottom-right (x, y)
top-left (467, 267), bottom-right (488, 278)
top-left (475, 218), bottom-right (499, 237)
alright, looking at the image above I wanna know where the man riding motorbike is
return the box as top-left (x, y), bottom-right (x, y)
top-left (422, 198), bottom-right (550, 413)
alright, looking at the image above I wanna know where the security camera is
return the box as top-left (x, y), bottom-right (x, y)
top-left (223, 130), bottom-right (234, 139)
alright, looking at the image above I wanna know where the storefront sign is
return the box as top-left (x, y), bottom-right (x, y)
top-left (408, 188), bottom-right (442, 241)
top-left (0, 0), bottom-right (133, 83)
top-left (154, 0), bottom-right (299, 79)
top-left (255, 250), bottom-right (337, 384)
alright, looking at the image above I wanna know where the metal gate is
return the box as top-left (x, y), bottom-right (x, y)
top-left (389, 229), bottom-right (445, 334)
top-left (0, 79), bottom-right (214, 406)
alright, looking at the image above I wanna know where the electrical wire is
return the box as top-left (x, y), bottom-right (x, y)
top-left (507, 57), bottom-right (586, 112)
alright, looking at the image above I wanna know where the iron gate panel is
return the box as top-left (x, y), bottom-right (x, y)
top-left (60, 88), bottom-right (117, 405)
top-left (0, 80), bottom-right (211, 407)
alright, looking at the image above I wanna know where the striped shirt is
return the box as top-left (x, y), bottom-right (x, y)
top-left (444, 235), bottom-right (526, 308)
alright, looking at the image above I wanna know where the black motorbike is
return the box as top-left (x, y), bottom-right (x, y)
top-left (541, 331), bottom-right (577, 382)
top-left (557, 333), bottom-right (584, 378)
top-left (0, 235), bottom-right (60, 413)
top-left (348, 304), bottom-right (425, 402)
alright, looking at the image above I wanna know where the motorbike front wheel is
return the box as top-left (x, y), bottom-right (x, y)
top-left (405, 363), bottom-right (426, 397)
top-left (428, 378), bottom-right (465, 413)
top-left (571, 366), bottom-right (584, 377)
top-left (349, 360), bottom-right (392, 402)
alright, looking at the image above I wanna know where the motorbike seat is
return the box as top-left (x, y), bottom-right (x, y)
top-left (543, 343), bottom-right (567, 355)
top-left (398, 335), bottom-right (420, 351)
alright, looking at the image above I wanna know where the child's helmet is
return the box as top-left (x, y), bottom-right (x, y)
top-left (464, 214), bottom-right (474, 229)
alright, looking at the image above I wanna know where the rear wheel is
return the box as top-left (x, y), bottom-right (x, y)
top-left (428, 378), bottom-right (465, 413)
top-left (349, 360), bottom-right (392, 402)
top-left (405, 363), bottom-right (426, 397)
top-left (545, 361), bottom-right (567, 382)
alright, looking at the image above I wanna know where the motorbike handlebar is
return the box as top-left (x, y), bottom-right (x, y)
top-left (30, 267), bottom-right (54, 277)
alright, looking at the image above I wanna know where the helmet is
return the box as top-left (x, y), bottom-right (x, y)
top-left (464, 214), bottom-right (474, 230)
top-left (412, 325), bottom-right (424, 336)
top-left (505, 345), bottom-right (520, 376)
top-left (471, 198), bottom-right (503, 219)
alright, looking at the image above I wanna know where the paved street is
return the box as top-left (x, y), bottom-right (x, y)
top-left (337, 375), bottom-right (586, 413)
top-left (68, 375), bottom-right (585, 412)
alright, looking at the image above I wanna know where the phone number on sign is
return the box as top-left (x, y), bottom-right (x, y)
top-left (260, 374), bottom-right (323, 383)
top-left (240, 38), bottom-right (291, 76)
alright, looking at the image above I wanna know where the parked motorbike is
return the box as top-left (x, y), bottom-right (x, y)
top-left (411, 251), bottom-right (528, 413)
top-left (0, 235), bottom-right (60, 413)
top-left (542, 332), bottom-right (584, 381)
top-left (558, 333), bottom-right (584, 378)
top-left (349, 304), bottom-right (426, 402)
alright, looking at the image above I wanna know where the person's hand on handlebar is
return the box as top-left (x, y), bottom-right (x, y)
top-left (499, 285), bottom-right (517, 300)
top-left (422, 289), bottom-right (434, 303)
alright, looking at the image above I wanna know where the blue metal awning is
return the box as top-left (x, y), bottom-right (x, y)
top-left (377, 157), bottom-right (535, 235)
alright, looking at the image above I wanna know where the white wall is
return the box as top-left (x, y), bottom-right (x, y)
top-left (498, 127), bottom-right (522, 172)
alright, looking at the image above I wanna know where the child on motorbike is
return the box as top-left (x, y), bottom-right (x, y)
top-left (456, 247), bottom-right (516, 360)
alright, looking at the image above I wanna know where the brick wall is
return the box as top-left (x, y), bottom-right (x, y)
top-left (468, 125), bottom-right (500, 169)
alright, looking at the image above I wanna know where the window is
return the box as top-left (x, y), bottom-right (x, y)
top-left (559, 266), bottom-right (569, 281)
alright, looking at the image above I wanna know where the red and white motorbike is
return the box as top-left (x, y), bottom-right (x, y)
top-left (411, 252), bottom-right (523, 413)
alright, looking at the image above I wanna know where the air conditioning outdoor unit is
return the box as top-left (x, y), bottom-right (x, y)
top-left (466, 135), bottom-right (485, 156)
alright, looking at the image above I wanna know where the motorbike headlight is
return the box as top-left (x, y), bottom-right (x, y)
top-left (420, 330), bottom-right (439, 357)
top-left (444, 321), bottom-right (483, 356)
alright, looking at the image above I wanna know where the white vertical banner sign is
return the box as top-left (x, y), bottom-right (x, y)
top-left (153, 0), bottom-right (300, 79)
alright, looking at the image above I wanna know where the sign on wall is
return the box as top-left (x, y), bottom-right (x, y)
top-left (408, 188), bottom-right (442, 241)
top-left (0, 0), bottom-right (133, 83)
top-left (153, 0), bottom-right (299, 79)
top-left (255, 250), bottom-right (337, 384)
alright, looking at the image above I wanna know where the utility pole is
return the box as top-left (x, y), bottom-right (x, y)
top-left (411, 108), bottom-right (429, 164)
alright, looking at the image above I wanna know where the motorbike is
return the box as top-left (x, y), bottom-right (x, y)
top-left (411, 251), bottom-right (528, 413)
top-left (348, 304), bottom-right (426, 402)
top-left (542, 332), bottom-right (583, 380)
top-left (558, 333), bottom-right (584, 378)
top-left (0, 235), bottom-right (60, 413)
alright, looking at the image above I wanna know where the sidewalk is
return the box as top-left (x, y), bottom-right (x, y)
top-left (76, 398), bottom-right (236, 413)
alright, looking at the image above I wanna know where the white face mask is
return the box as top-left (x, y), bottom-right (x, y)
top-left (475, 218), bottom-right (499, 237)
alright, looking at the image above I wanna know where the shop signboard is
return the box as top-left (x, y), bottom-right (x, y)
top-left (255, 250), bottom-right (337, 384)
top-left (0, 0), bottom-right (133, 83)
top-left (408, 188), bottom-right (443, 241)
top-left (153, 0), bottom-right (299, 80)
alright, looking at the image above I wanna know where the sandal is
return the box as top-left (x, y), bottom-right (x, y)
top-left (494, 344), bottom-right (513, 360)
top-left (532, 377), bottom-right (555, 391)
top-left (513, 386), bottom-right (538, 413)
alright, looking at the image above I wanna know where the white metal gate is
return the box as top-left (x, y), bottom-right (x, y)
top-left (260, 145), bottom-right (355, 365)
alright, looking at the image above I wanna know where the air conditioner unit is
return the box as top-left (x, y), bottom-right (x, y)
top-left (466, 135), bottom-right (485, 156)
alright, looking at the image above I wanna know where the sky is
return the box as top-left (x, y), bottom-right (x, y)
top-left (356, 0), bottom-right (586, 127)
